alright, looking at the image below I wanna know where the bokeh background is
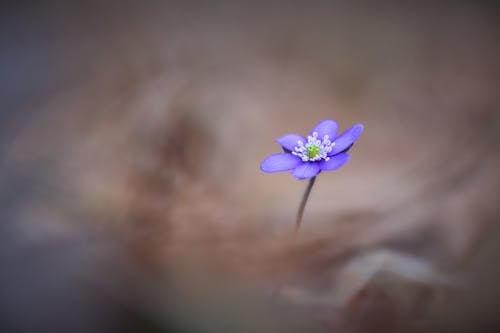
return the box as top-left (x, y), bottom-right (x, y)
top-left (1, 2), bottom-right (499, 332)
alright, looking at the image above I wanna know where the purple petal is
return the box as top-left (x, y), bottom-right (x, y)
top-left (260, 153), bottom-right (302, 173)
top-left (330, 123), bottom-right (364, 155)
top-left (292, 163), bottom-right (320, 179)
top-left (319, 153), bottom-right (350, 171)
top-left (309, 119), bottom-right (338, 139)
top-left (276, 134), bottom-right (306, 152)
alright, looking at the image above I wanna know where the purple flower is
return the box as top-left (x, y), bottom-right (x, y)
top-left (260, 119), bottom-right (363, 179)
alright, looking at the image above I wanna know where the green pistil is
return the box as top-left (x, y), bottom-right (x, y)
top-left (306, 144), bottom-right (321, 159)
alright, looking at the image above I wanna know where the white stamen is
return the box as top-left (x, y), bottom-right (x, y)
top-left (292, 133), bottom-right (336, 162)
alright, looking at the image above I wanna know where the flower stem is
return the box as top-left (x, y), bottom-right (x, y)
top-left (295, 176), bottom-right (316, 232)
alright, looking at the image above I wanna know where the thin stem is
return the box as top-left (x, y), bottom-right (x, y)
top-left (295, 176), bottom-right (316, 232)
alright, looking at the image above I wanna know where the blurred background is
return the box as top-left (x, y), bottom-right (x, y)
top-left (0, 1), bottom-right (499, 332)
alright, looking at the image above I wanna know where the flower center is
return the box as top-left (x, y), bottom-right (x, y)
top-left (292, 132), bottom-right (335, 162)
top-left (307, 145), bottom-right (321, 159)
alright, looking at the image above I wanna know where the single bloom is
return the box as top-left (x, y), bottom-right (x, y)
top-left (260, 119), bottom-right (363, 179)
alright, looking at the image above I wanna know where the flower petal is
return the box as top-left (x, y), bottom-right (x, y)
top-left (292, 163), bottom-right (320, 179)
top-left (330, 123), bottom-right (364, 155)
top-left (260, 153), bottom-right (302, 173)
top-left (276, 134), bottom-right (306, 152)
top-left (309, 119), bottom-right (338, 139)
top-left (319, 153), bottom-right (350, 171)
